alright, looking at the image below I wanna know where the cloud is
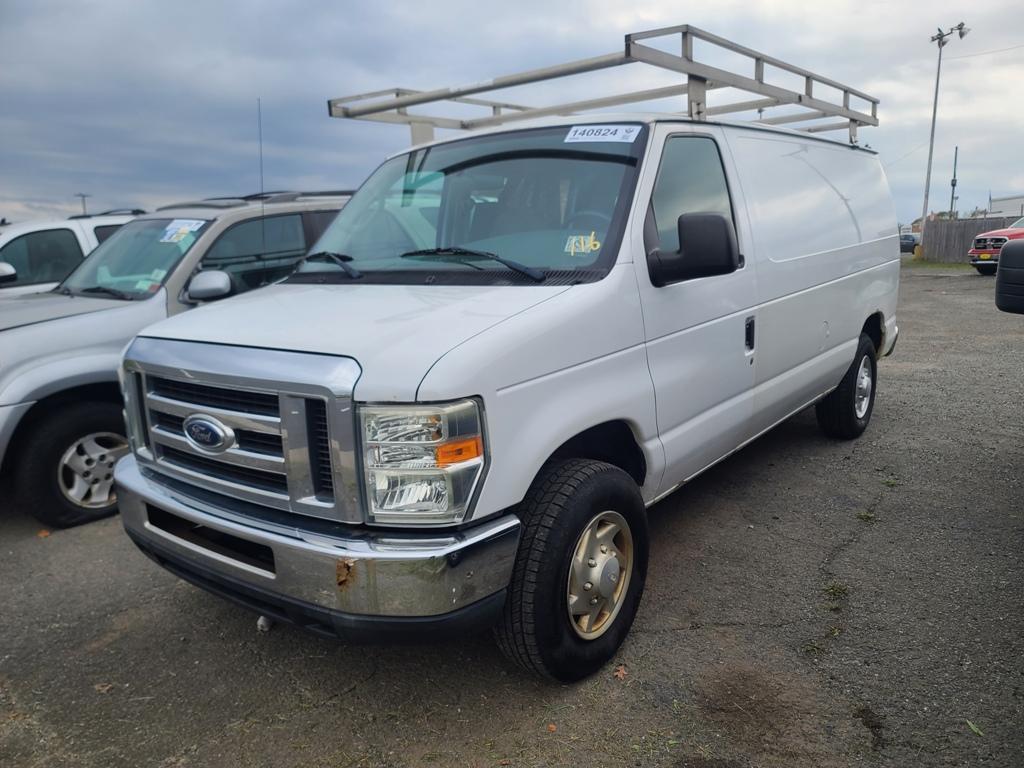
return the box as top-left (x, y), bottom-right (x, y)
top-left (0, 0), bottom-right (1020, 223)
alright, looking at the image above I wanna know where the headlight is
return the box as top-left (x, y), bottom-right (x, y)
top-left (360, 399), bottom-right (485, 525)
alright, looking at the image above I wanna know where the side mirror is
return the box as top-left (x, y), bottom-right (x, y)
top-left (0, 262), bottom-right (17, 285)
top-left (647, 213), bottom-right (740, 287)
top-left (995, 239), bottom-right (1024, 314)
top-left (187, 270), bottom-right (232, 302)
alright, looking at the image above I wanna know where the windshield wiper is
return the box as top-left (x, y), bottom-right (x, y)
top-left (302, 251), bottom-right (363, 279)
top-left (401, 247), bottom-right (545, 282)
top-left (78, 285), bottom-right (134, 300)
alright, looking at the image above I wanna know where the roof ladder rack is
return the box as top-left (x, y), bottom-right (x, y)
top-left (328, 24), bottom-right (878, 146)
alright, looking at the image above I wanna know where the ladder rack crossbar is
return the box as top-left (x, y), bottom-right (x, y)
top-left (327, 24), bottom-right (879, 145)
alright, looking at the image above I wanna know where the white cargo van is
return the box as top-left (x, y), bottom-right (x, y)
top-left (114, 28), bottom-right (899, 680)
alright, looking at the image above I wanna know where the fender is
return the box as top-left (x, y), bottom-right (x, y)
top-left (416, 265), bottom-right (665, 517)
top-left (0, 293), bottom-right (166, 407)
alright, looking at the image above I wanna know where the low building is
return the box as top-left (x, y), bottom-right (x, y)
top-left (989, 194), bottom-right (1024, 219)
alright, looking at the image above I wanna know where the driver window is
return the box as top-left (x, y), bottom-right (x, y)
top-left (650, 137), bottom-right (733, 253)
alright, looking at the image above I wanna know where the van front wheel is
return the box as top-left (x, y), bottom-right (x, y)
top-left (494, 459), bottom-right (648, 682)
top-left (815, 333), bottom-right (877, 440)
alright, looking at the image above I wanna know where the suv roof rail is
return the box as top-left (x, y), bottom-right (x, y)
top-left (68, 208), bottom-right (146, 219)
top-left (100, 207), bottom-right (147, 216)
top-left (328, 23), bottom-right (879, 145)
top-left (156, 199), bottom-right (248, 211)
top-left (297, 190), bottom-right (356, 197)
top-left (235, 191), bottom-right (355, 202)
top-left (156, 191), bottom-right (355, 212)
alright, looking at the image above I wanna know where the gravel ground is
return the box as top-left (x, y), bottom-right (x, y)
top-left (1, 263), bottom-right (1022, 768)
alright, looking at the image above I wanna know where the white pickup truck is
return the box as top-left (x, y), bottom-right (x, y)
top-left (114, 29), bottom-right (899, 680)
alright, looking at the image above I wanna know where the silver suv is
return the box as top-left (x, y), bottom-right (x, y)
top-left (0, 192), bottom-right (349, 527)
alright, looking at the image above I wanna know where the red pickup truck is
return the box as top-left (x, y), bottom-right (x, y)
top-left (968, 217), bottom-right (1024, 275)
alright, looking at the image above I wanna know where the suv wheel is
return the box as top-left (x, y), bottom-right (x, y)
top-left (14, 401), bottom-right (129, 528)
top-left (495, 459), bottom-right (649, 681)
top-left (815, 333), bottom-right (877, 440)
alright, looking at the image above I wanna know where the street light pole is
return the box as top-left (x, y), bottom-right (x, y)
top-left (949, 145), bottom-right (958, 219)
top-left (74, 193), bottom-right (90, 215)
top-left (920, 22), bottom-right (968, 252)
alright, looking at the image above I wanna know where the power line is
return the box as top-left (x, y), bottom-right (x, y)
top-left (883, 142), bottom-right (929, 168)
top-left (947, 42), bottom-right (1024, 60)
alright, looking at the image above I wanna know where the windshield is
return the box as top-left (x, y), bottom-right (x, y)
top-left (1011, 216), bottom-right (1024, 228)
top-left (291, 124), bottom-right (647, 284)
top-left (60, 218), bottom-right (209, 299)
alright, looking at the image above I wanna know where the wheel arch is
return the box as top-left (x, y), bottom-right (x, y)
top-left (2, 381), bottom-right (123, 475)
top-left (861, 311), bottom-right (884, 358)
top-left (540, 419), bottom-right (648, 489)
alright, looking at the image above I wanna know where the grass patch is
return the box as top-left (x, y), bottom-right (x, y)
top-left (903, 259), bottom-right (974, 271)
top-left (824, 581), bottom-right (849, 599)
top-left (857, 510), bottom-right (877, 523)
top-left (801, 640), bottom-right (825, 656)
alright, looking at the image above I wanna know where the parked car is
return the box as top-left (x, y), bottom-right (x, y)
top-left (113, 117), bottom-right (899, 681)
top-left (967, 216), bottom-right (1024, 275)
top-left (0, 210), bottom-right (142, 295)
top-left (899, 233), bottom-right (918, 253)
top-left (0, 192), bottom-right (349, 527)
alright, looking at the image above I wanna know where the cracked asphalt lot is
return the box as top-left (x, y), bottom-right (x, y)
top-left (1, 263), bottom-right (1022, 767)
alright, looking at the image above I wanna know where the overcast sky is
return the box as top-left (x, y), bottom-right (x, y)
top-left (2, 0), bottom-right (1021, 226)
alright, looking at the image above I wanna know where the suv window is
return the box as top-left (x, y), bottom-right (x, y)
top-left (0, 228), bottom-right (83, 285)
top-left (202, 214), bottom-right (306, 293)
top-left (650, 136), bottom-right (734, 253)
top-left (304, 210), bottom-right (340, 241)
top-left (93, 224), bottom-right (122, 244)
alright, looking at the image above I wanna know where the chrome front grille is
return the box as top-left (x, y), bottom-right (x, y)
top-left (122, 337), bottom-right (362, 524)
top-left (306, 399), bottom-right (334, 497)
top-left (150, 377), bottom-right (280, 415)
top-left (975, 236), bottom-right (1007, 251)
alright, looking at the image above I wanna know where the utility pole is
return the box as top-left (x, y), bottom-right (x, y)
top-left (74, 193), bottom-right (90, 215)
top-left (948, 145), bottom-right (958, 219)
top-left (920, 22), bottom-right (969, 253)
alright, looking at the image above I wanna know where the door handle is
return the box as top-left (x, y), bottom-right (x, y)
top-left (745, 316), bottom-right (755, 351)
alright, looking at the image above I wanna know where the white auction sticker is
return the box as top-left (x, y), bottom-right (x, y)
top-left (159, 219), bottom-right (205, 243)
top-left (564, 125), bottom-right (640, 143)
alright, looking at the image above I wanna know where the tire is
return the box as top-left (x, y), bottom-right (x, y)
top-left (815, 333), bottom-right (877, 440)
top-left (495, 459), bottom-right (649, 682)
top-left (13, 401), bottom-right (129, 528)
top-left (975, 264), bottom-right (997, 276)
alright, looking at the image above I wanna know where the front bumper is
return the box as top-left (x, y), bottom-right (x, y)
top-left (969, 251), bottom-right (999, 266)
top-left (116, 455), bottom-right (520, 641)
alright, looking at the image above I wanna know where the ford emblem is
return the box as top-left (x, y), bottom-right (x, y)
top-left (182, 414), bottom-right (234, 453)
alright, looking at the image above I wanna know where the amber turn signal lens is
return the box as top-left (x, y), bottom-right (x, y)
top-left (435, 436), bottom-right (483, 467)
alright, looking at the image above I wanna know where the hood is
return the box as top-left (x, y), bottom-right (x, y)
top-left (0, 290), bottom-right (125, 332)
top-left (139, 282), bottom-right (572, 401)
top-left (977, 227), bottom-right (1024, 239)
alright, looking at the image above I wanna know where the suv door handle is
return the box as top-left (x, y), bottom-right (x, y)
top-left (745, 316), bottom-right (756, 351)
